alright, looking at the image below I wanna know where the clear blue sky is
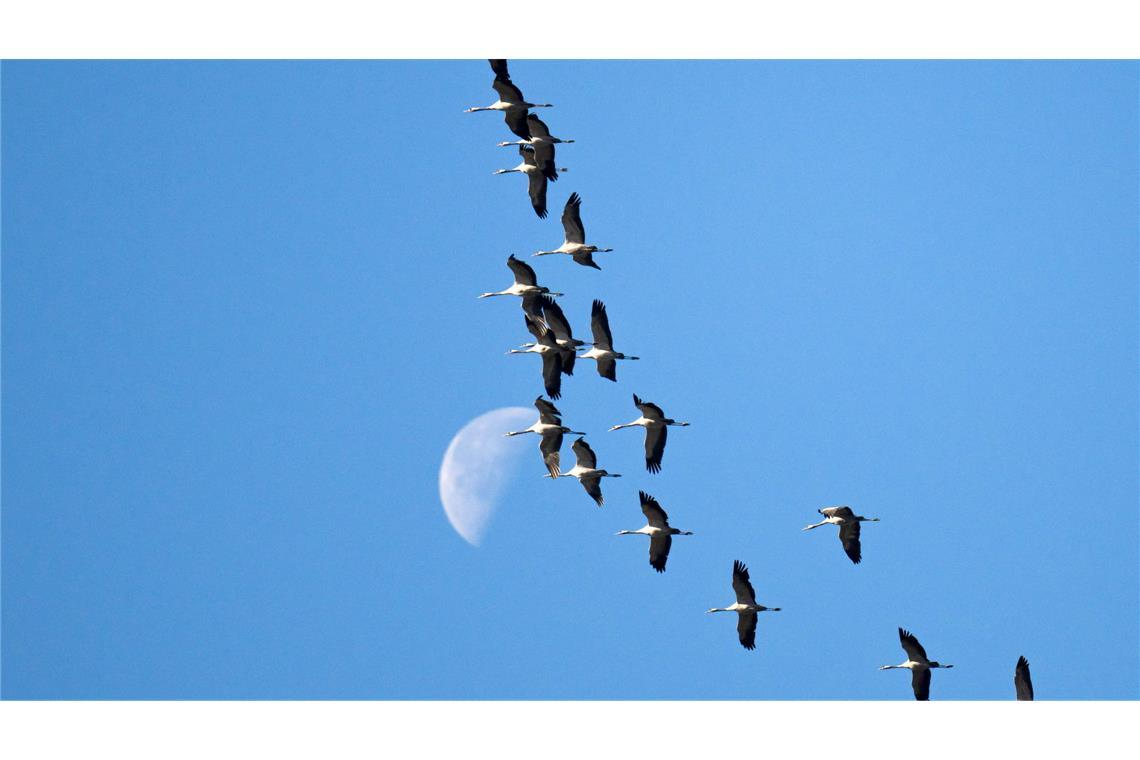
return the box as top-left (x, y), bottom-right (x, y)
top-left (2, 60), bottom-right (1136, 700)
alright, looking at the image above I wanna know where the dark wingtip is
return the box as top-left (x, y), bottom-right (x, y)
top-left (646, 460), bottom-right (661, 474)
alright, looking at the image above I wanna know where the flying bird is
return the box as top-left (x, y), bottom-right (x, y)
top-left (507, 315), bottom-right (566, 399)
top-left (503, 397), bottom-right (569, 437)
top-left (802, 505), bottom-right (880, 564)
top-left (616, 491), bottom-right (692, 572)
top-left (503, 397), bottom-right (584, 478)
top-left (465, 61), bottom-right (552, 142)
top-left (579, 300), bottom-right (639, 381)
top-left (609, 393), bottom-right (688, 473)
top-left (706, 560), bottom-right (781, 650)
top-left (547, 437), bottom-right (622, 507)
top-left (880, 628), bottom-right (954, 701)
top-left (493, 145), bottom-right (566, 218)
top-left (478, 255), bottom-right (564, 300)
top-left (1015, 656), bottom-right (1034, 701)
top-left (533, 193), bottom-right (613, 269)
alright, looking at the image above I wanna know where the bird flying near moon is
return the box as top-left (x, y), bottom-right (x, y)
top-left (439, 406), bottom-right (534, 546)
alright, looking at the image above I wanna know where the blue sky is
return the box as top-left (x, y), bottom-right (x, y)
top-left (2, 60), bottom-right (1136, 699)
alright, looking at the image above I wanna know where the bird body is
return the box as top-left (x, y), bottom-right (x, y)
top-left (479, 255), bottom-right (563, 300)
top-left (880, 628), bottom-right (954, 700)
top-left (610, 393), bottom-right (688, 473)
top-left (802, 505), bottom-right (880, 564)
top-left (534, 193), bottom-right (612, 269)
top-left (547, 437), bottom-right (621, 506)
top-left (616, 491), bottom-right (692, 572)
top-left (707, 560), bottom-right (780, 650)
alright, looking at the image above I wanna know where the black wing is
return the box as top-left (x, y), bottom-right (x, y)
top-left (572, 251), bottom-right (601, 270)
top-left (648, 534), bottom-right (672, 573)
top-left (579, 475), bottom-right (604, 507)
top-left (1015, 656), bottom-right (1034, 701)
top-left (737, 612), bottom-right (758, 651)
top-left (489, 59), bottom-right (511, 81)
top-left (507, 254), bottom-right (538, 286)
top-left (645, 425), bottom-right (666, 473)
top-left (520, 291), bottom-right (545, 323)
top-left (539, 429), bottom-right (562, 478)
top-left (527, 167), bottom-right (548, 219)
top-left (639, 490), bottom-right (669, 527)
top-left (503, 107), bottom-right (532, 141)
top-left (633, 393), bottom-right (666, 421)
top-left (590, 300), bottom-right (615, 350)
top-left (533, 140), bottom-right (558, 182)
top-left (732, 559), bottom-right (757, 606)
top-left (562, 192), bottom-right (585, 244)
top-left (523, 314), bottom-right (547, 342)
top-left (492, 77), bottom-right (525, 103)
top-left (534, 396), bottom-right (561, 420)
top-left (560, 346), bottom-right (575, 376)
top-left (541, 350), bottom-right (562, 400)
top-left (838, 520), bottom-right (862, 564)
top-left (912, 668), bottom-right (932, 701)
top-left (571, 437), bottom-right (598, 469)
top-left (596, 355), bottom-right (617, 382)
top-left (539, 295), bottom-right (573, 341)
top-left (526, 112), bottom-right (552, 139)
top-left (899, 628), bottom-right (929, 662)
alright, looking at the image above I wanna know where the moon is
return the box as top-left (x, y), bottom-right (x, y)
top-left (439, 406), bottom-right (534, 546)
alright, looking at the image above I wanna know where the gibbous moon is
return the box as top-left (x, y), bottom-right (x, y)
top-left (439, 407), bottom-right (534, 546)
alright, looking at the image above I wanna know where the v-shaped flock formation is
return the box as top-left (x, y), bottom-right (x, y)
top-left (466, 59), bottom-right (1034, 701)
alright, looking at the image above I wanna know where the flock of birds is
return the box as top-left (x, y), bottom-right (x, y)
top-left (465, 60), bottom-right (1035, 701)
